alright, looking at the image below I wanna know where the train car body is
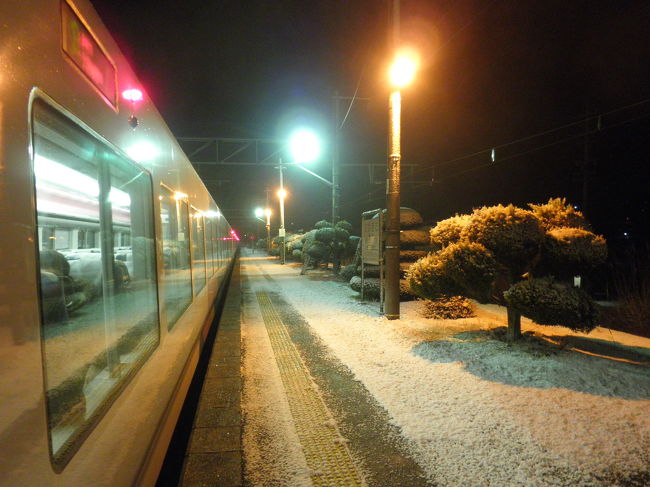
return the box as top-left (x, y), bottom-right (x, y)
top-left (0, 1), bottom-right (237, 485)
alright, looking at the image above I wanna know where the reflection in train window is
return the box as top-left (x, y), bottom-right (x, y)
top-left (32, 99), bottom-right (160, 468)
top-left (160, 187), bottom-right (192, 328)
top-left (191, 208), bottom-right (206, 296)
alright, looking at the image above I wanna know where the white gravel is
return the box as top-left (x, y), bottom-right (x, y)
top-left (242, 254), bottom-right (650, 487)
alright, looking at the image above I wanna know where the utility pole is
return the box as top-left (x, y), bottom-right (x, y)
top-left (384, 0), bottom-right (401, 320)
top-left (332, 93), bottom-right (341, 224)
top-left (331, 93), bottom-right (369, 224)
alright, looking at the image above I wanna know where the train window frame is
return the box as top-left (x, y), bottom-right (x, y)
top-left (159, 183), bottom-right (194, 329)
top-left (29, 90), bottom-right (161, 472)
top-left (190, 205), bottom-right (207, 296)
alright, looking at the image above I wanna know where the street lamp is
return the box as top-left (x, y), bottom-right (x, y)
top-left (277, 186), bottom-right (287, 264)
top-left (255, 207), bottom-right (273, 254)
top-left (385, 51), bottom-right (417, 320)
top-left (275, 129), bottom-right (322, 264)
top-left (264, 208), bottom-right (272, 253)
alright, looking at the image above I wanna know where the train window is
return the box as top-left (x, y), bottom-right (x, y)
top-left (32, 98), bottom-right (160, 469)
top-left (191, 208), bottom-right (207, 295)
top-left (160, 186), bottom-right (192, 328)
top-left (205, 217), bottom-right (214, 276)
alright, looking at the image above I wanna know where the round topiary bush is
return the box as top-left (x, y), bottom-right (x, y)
top-left (334, 227), bottom-right (350, 242)
top-left (315, 220), bottom-right (333, 229)
top-left (406, 254), bottom-right (461, 299)
top-left (400, 228), bottom-right (430, 247)
top-left (335, 220), bottom-right (353, 233)
top-left (542, 227), bottom-right (607, 278)
top-left (503, 277), bottom-right (598, 332)
top-left (349, 276), bottom-right (381, 299)
top-left (463, 204), bottom-right (544, 275)
top-left (429, 214), bottom-right (471, 249)
top-left (340, 264), bottom-right (358, 281)
top-left (373, 207), bottom-right (423, 228)
top-left (306, 240), bottom-right (330, 260)
top-left (346, 236), bottom-right (360, 257)
top-left (437, 241), bottom-right (498, 302)
top-left (292, 249), bottom-right (303, 260)
top-left (529, 197), bottom-right (590, 231)
top-left (400, 250), bottom-right (429, 262)
top-left (315, 227), bottom-right (335, 244)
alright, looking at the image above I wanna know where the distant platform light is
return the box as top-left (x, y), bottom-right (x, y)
top-left (122, 88), bottom-right (143, 102)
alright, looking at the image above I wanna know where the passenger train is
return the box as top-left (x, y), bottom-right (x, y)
top-left (0, 1), bottom-right (238, 485)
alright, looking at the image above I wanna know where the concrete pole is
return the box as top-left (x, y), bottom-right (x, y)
top-left (384, 90), bottom-right (401, 319)
top-left (332, 94), bottom-right (341, 224)
top-left (279, 160), bottom-right (286, 264)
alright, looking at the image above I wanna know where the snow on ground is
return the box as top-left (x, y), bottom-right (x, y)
top-left (244, 254), bottom-right (650, 487)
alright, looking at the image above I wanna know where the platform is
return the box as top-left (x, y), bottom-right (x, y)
top-left (174, 249), bottom-right (650, 487)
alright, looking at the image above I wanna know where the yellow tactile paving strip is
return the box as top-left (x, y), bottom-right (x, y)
top-left (256, 292), bottom-right (365, 487)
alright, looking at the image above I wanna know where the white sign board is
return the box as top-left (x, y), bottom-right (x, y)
top-left (279, 228), bottom-right (285, 237)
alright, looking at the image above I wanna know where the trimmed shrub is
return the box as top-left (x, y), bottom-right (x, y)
top-left (430, 214), bottom-right (471, 249)
top-left (340, 264), bottom-right (358, 281)
top-left (346, 236), bottom-right (360, 257)
top-left (334, 227), bottom-right (350, 242)
top-left (542, 227), bottom-right (607, 278)
top-left (400, 250), bottom-right (429, 262)
top-left (335, 220), bottom-right (353, 233)
top-left (503, 277), bottom-right (598, 332)
top-left (292, 249), bottom-right (303, 260)
top-left (400, 279), bottom-right (418, 301)
top-left (349, 276), bottom-right (381, 299)
top-left (400, 228), bottom-right (430, 247)
top-left (420, 296), bottom-right (476, 319)
top-left (315, 227), bottom-right (335, 244)
top-left (463, 204), bottom-right (544, 275)
top-left (315, 220), bottom-right (333, 229)
top-left (373, 207), bottom-right (423, 228)
top-left (306, 240), bottom-right (331, 259)
top-left (529, 197), bottom-right (590, 231)
top-left (438, 241), bottom-right (498, 302)
top-left (407, 253), bottom-right (461, 299)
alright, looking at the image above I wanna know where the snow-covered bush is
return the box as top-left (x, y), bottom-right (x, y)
top-left (529, 197), bottom-right (590, 231)
top-left (464, 204), bottom-right (544, 275)
top-left (542, 227), bottom-right (607, 278)
top-left (340, 264), bottom-right (358, 281)
top-left (350, 275), bottom-right (381, 299)
top-left (407, 253), bottom-right (460, 299)
top-left (437, 241), bottom-right (498, 302)
top-left (400, 228), bottom-right (430, 246)
top-left (504, 277), bottom-right (598, 332)
top-left (429, 214), bottom-right (471, 249)
top-left (400, 250), bottom-right (430, 262)
top-left (409, 200), bottom-right (606, 339)
top-left (314, 220), bottom-right (333, 229)
top-left (315, 227), bottom-right (335, 244)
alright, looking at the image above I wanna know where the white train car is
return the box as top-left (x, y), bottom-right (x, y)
top-left (0, 1), bottom-right (238, 485)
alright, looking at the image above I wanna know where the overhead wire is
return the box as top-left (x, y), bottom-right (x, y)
top-left (338, 97), bottom-right (650, 210)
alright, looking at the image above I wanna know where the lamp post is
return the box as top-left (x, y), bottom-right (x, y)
top-left (277, 176), bottom-right (287, 264)
top-left (385, 52), bottom-right (417, 320)
top-left (273, 129), bottom-right (323, 265)
top-left (265, 208), bottom-right (272, 253)
top-left (255, 207), bottom-right (273, 254)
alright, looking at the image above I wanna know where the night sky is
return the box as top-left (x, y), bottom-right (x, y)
top-left (90, 0), bottom-right (650, 249)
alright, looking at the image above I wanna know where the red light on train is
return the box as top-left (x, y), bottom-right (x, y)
top-left (122, 89), bottom-right (143, 102)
